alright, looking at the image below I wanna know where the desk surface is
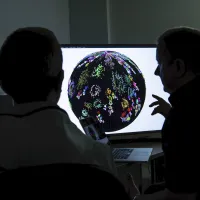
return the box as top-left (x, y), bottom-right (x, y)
top-left (111, 142), bottom-right (163, 160)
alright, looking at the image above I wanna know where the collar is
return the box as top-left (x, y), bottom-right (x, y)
top-left (8, 101), bottom-right (58, 115)
top-left (169, 76), bottom-right (200, 107)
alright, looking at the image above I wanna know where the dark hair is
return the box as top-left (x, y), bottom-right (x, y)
top-left (0, 27), bottom-right (63, 103)
top-left (157, 27), bottom-right (200, 74)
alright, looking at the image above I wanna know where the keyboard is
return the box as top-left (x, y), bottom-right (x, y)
top-left (112, 148), bottom-right (134, 159)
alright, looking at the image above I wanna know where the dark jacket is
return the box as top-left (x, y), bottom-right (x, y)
top-left (162, 76), bottom-right (200, 193)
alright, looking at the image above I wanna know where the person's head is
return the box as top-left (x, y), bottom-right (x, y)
top-left (155, 26), bottom-right (200, 94)
top-left (0, 27), bottom-right (64, 104)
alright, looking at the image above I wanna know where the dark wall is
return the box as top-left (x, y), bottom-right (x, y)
top-left (69, 0), bottom-right (108, 44)
top-left (0, 0), bottom-right (70, 46)
top-left (108, 0), bottom-right (200, 44)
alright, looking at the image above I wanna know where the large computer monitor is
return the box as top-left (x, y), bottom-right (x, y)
top-left (58, 45), bottom-right (169, 135)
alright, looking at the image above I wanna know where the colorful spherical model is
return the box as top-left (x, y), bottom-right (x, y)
top-left (68, 51), bottom-right (146, 132)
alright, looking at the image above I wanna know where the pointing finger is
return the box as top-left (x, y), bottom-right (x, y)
top-left (152, 94), bottom-right (162, 101)
top-left (149, 101), bottom-right (159, 107)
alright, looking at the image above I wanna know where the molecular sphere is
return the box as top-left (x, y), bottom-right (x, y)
top-left (68, 51), bottom-right (146, 132)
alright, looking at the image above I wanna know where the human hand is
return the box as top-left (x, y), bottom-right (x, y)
top-left (149, 94), bottom-right (171, 118)
top-left (126, 173), bottom-right (140, 199)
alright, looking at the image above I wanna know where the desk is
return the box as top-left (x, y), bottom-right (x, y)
top-left (112, 142), bottom-right (164, 193)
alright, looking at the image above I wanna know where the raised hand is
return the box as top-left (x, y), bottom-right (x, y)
top-left (149, 94), bottom-right (171, 118)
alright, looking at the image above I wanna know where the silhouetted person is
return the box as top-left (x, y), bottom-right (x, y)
top-left (136, 27), bottom-right (200, 200)
top-left (0, 27), bottom-right (117, 176)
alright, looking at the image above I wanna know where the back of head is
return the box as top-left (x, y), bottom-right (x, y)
top-left (157, 26), bottom-right (200, 75)
top-left (0, 27), bottom-right (63, 104)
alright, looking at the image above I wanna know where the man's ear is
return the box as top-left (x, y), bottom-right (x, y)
top-left (174, 59), bottom-right (186, 78)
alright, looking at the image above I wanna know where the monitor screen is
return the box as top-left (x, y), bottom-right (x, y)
top-left (58, 45), bottom-right (169, 135)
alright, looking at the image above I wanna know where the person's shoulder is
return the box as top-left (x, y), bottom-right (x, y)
top-left (25, 105), bottom-right (71, 122)
top-left (169, 99), bottom-right (199, 123)
top-left (163, 104), bottom-right (198, 143)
